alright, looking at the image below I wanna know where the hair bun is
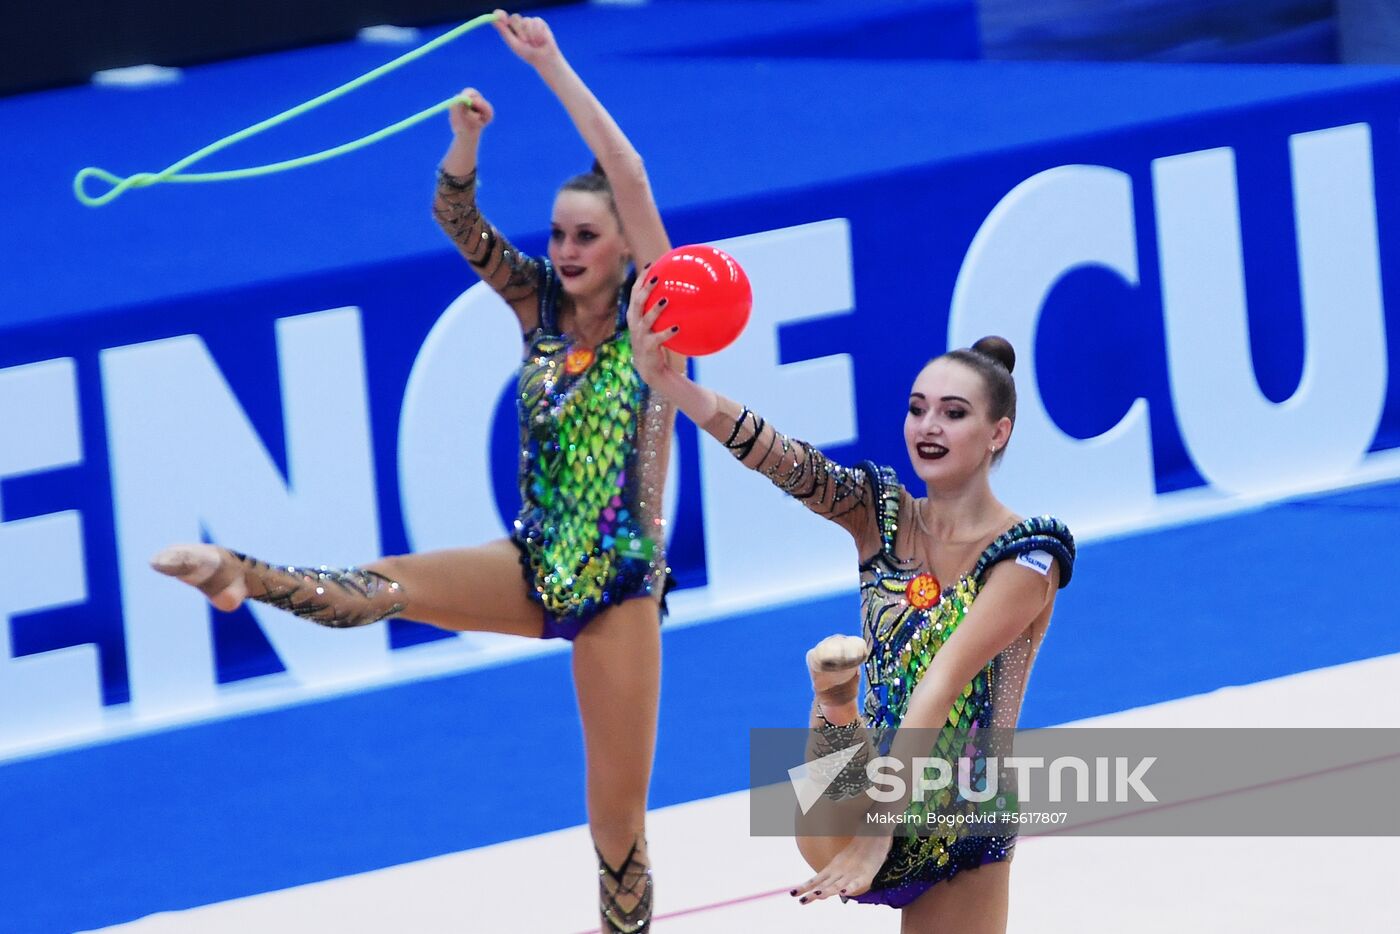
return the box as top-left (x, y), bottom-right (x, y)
top-left (971, 336), bottom-right (1015, 374)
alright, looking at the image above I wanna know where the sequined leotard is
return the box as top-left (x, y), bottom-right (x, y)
top-left (718, 408), bottom-right (1075, 908)
top-left (433, 172), bottom-right (674, 640)
top-left (513, 261), bottom-right (673, 638)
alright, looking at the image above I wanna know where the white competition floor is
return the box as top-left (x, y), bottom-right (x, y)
top-left (90, 651), bottom-right (1400, 933)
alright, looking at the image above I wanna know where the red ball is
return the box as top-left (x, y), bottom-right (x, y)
top-left (642, 245), bottom-right (751, 356)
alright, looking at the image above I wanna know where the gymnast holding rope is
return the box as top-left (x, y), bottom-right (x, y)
top-left (148, 12), bottom-right (681, 932)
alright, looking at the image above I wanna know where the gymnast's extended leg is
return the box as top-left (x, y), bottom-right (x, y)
top-left (151, 539), bottom-right (545, 638)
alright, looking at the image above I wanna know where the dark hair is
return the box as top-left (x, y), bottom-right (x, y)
top-left (938, 335), bottom-right (1017, 465)
top-left (558, 159), bottom-right (619, 222)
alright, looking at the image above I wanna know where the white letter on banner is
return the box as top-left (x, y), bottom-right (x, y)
top-left (399, 282), bottom-right (519, 654)
top-left (695, 220), bottom-right (858, 605)
top-left (399, 282), bottom-right (518, 553)
top-left (1153, 126), bottom-right (1388, 496)
top-left (950, 166), bottom-right (1156, 528)
top-left (400, 281), bottom-right (681, 651)
top-left (102, 308), bottom-right (388, 718)
top-left (0, 359), bottom-right (100, 749)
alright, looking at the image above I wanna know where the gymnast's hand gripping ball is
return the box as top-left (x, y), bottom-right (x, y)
top-left (643, 245), bottom-right (752, 356)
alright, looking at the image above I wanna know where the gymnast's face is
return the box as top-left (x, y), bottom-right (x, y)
top-left (904, 358), bottom-right (1010, 487)
top-left (549, 190), bottom-right (630, 303)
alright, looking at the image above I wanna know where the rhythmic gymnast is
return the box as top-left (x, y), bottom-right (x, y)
top-left (152, 12), bottom-right (679, 933)
top-left (628, 280), bottom-right (1075, 932)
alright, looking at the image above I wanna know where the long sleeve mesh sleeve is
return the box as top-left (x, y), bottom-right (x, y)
top-left (715, 404), bottom-right (879, 546)
top-left (432, 169), bottom-right (542, 306)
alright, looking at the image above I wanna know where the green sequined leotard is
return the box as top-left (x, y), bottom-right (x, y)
top-left (513, 261), bottom-right (673, 637)
top-left (433, 171), bottom-right (674, 640)
top-left (718, 407), bottom-right (1075, 909)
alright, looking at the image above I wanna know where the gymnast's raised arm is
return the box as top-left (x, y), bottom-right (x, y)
top-left (491, 10), bottom-right (670, 269)
top-left (435, 10), bottom-right (671, 337)
top-left (434, 87), bottom-right (543, 332)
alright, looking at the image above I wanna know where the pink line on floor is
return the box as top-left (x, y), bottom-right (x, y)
top-left (1028, 748), bottom-right (1400, 837)
top-left (567, 749), bottom-right (1400, 931)
top-left (569, 885), bottom-right (793, 933)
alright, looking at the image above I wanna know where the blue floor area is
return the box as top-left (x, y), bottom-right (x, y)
top-left (1027, 481), bottom-right (1400, 724)
top-left (2, 479), bottom-right (1398, 933)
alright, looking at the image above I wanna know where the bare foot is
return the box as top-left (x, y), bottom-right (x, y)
top-left (150, 544), bottom-right (248, 612)
top-left (792, 833), bottom-right (892, 904)
top-left (807, 634), bottom-right (868, 725)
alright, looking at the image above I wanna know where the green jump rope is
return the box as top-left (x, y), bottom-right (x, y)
top-left (73, 12), bottom-right (497, 207)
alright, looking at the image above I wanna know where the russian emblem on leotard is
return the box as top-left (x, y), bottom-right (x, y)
top-left (905, 573), bottom-right (942, 610)
top-left (564, 344), bottom-right (595, 375)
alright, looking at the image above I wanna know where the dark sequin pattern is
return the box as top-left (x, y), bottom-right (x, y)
top-left (433, 170), bottom-right (541, 303)
top-left (233, 551), bottom-right (405, 628)
top-left (721, 406), bottom-right (872, 529)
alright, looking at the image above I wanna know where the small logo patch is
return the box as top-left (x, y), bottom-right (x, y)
top-left (564, 346), bottom-right (595, 375)
top-left (1015, 550), bottom-right (1052, 575)
top-left (905, 573), bottom-right (942, 609)
top-left (618, 536), bottom-right (655, 561)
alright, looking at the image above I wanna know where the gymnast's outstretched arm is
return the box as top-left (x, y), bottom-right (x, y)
top-left (625, 276), bottom-right (880, 553)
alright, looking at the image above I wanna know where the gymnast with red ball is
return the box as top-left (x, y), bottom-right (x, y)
top-left (629, 269), bottom-right (1076, 931)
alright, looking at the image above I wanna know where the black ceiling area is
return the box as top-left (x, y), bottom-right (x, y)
top-left (2, 1), bottom-right (576, 95)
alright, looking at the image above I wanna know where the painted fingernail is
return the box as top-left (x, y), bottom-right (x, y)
top-left (799, 898), bottom-right (808, 904)
top-left (657, 298), bottom-right (668, 307)
top-left (670, 326), bottom-right (679, 333)
top-left (814, 890), bottom-right (822, 896)
top-left (789, 889), bottom-right (797, 896)
top-left (648, 276), bottom-right (658, 284)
